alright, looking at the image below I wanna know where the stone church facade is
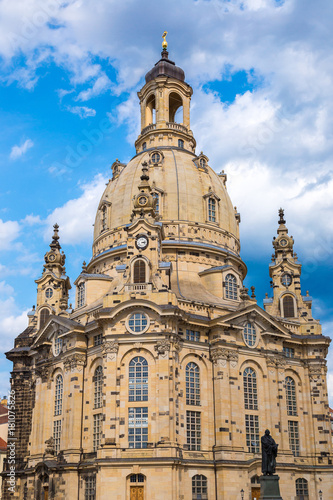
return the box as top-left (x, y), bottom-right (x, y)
top-left (2, 41), bottom-right (332, 500)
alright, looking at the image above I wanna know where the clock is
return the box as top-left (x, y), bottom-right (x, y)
top-left (48, 253), bottom-right (56, 261)
top-left (138, 196), bottom-right (148, 206)
top-left (281, 273), bottom-right (292, 286)
top-left (136, 235), bottom-right (148, 250)
top-left (279, 238), bottom-right (288, 247)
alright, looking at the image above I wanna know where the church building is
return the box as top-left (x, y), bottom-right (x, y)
top-left (2, 37), bottom-right (333, 500)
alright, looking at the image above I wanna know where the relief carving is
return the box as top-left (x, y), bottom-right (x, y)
top-left (102, 340), bottom-right (119, 361)
top-left (154, 339), bottom-right (171, 357)
top-left (210, 348), bottom-right (238, 367)
top-left (64, 353), bottom-right (86, 372)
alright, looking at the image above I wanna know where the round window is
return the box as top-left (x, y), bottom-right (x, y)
top-left (243, 323), bottom-right (257, 347)
top-left (127, 312), bottom-right (149, 334)
top-left (151, 152), bottom-right (161, 164)
top-left (45, 287), bottom-right (53, 299)
top-left (281, 273), bottom-right (292, 286)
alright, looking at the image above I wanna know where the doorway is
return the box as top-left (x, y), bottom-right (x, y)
top-left (130, 486), bottom-right (144, 500)
top-left (252, 487), bottom-right (260, 500)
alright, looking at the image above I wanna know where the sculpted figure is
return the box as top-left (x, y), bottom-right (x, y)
top-left (261, 429), bottom-right (278, 475)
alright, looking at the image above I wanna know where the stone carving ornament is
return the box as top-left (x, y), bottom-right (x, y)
top-left (154, 339), bottom-right (171, 357)
top-left (64, 353), bottom-right (86, 372)
top-left (102, 340), bottom-right (119, 361)
top-left (210, 347), bottom-right (239, 367)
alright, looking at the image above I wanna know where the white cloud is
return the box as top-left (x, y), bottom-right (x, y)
top-left (45, 174), bottom-right (108, 244)
top-left (0, 281), bottom-right (29, 352)
top-left (9, 138), bottom-right (34, 159)
top-left (21, 214), bottom-right (42, 226)
top-left (67, 105), bottom-right (96, 118)
top-left (76, 74), bottom-right (112, 101)
top-left (0, 219), bottom-right (20, 250)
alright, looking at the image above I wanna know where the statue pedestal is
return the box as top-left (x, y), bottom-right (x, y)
top-left (260, 475), bottom-right (283, 500)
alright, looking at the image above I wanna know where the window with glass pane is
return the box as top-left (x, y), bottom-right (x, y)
top-left (186, 329), bottom-right (200, 342)
top-left (245, 414), bottom-right (260, 453)
top-left (178, 139), bottom-right (184, 148)
top-left (85, 475), bottom-right (96, 500)
top-left (128, 313), bottom-right (148, 333)
top-left (283, 295), bottom-right (295, 317)
top-left (225, 274), bottom-right (237, 300)
top-left (128, 407), bottom-right (148, 449)
top-left (133, 260), bottom-right (146, 283)
top-left (130, 474), bottom-right (145, 483)
top-left (77, 282), bottom-right (85, 308)
top-left (192, 475), bottom-right (207, 500)
top-left (94, 334), bottom-right (103, 346)
top-left (186, 411), bottom-right (201, 450)
top-left (54, 374), bottom-right (63, 416)
top-left (283, 347), bottom-right (295, 358)
top-left (186, 363), bottom-right (200, 406)
top-left (288, 420), bottom-right (300, 456)
top-left (53, 419), bottom-right (62, 454)
top-left (93, 413), bottom-right (102, 452)
top-left (243, 368), bottom-right (258, 410)
top-left (94, 366), bottom-right (103, 409)
top-left (208, 198), bottom-right (216, 222)
top-left (40, 308), bottom-right (50, 328)
top-left (296, 478), bottom-right (309, 500)
top-left (285, 377), bottom-right (297, 416)
top-left (129, 357), bottom-right (148, 402)
top-left (151, 153), bottom-right (161, 164)
top-left (101, 205), bottom-right (107, 232)
top-left (244, 323), bottom-right (257, 347)
top-left (152, 193), bottom-right (159, 214)
top-left (54, 336), bottom-right (63, 356)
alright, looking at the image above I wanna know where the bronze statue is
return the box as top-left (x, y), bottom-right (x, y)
top-left (261, 429), bottom-right (278, 475)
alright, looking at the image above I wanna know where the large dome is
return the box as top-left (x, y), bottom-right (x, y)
top-left (93, 147), bottom-right (240, 258)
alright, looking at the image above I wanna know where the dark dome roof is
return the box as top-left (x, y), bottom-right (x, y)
top-left (145, 50), bottom-right (185, 83)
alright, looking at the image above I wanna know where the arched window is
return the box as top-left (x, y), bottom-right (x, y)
top-left (146, 94), bottom-right (156, 125)
top-left (129, 357), bottom-right (148, 402)
top-left (178, 139), bottom-right (184, 148)
top-left (243, 367), bottom-right (258, 410)
top-left (94, 366), bottom-right (103, 409)
top-left (244, 323), bottom-right (257, 347)
top-left (285, 376), bottom-right (297, 416)
top-left (192, 475), bottom-right (207, 500)
top-left (208, 198), bottom-right (216, 222)
top-left (101, 205), bottom-right (107, 232)
top-left (169, 92), bottom-right (183, 123)
top-left (40, 308), bottom-right (50, 329)
top-left (296, 478), bottom-right (309, 500)
top-left (186, 362), bottom-right (200, 406)
top-left (283, 295), bottom-right (295, 317)
top-left (77, 282), bottom-right (85, 308)
top-left (133, 260), bottom-right (146, 283)
top-left (225, 274), bottom-right (237, 300)
top-left (54, 374), bottom-right (63, 416)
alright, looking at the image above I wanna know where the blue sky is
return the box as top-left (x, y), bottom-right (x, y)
top-left (0, 0), bottom-right (333, 402)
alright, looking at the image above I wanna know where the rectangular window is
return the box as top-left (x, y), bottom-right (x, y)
top-left (128, 407), bottom-right (148, 449)
top-left (93, 413), bottom-right (102, 452)
top-left (94, 334), bottom-right (103, 346)
top-left (245, 414), bottom-right (260, 453)
top-left (53, 419), bottom-right (62, 455)
top-left (288, 420), bottom-right (300, 456)
top-left (208, 198), bottom-right (216, 222)
top-left (77, 282), bottom-right (85, 308)
top-left (186, 329), bottom-right (200, 342)
top-left (85, 476), bottom-right (96, 500)
top-left (186, 411), bottom-right (201, 451)
top-left (283, 347), bottom-right (295, 358)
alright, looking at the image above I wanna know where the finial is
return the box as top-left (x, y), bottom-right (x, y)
top-left (82, 261), bottom-right (87, 272)
top-left (141, 162), bottom-right (149, 182)
top-left (278, 208), bottom-right (286, 225)
top-left (251, 286), bottom-right (256, 299)
top-left (162, 31), bottom-right (168, 50)
top-left (50, 223), bottom-right (61, 250)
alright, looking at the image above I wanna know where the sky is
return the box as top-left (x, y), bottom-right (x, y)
top-left (0, 0), bottom-right (332, 402)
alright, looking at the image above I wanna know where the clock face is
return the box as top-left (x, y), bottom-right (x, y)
top-left (281, 273), bottom-right (292, 286)
top-left (136, 236), bottom-right (148, 250)
top-left (138, 196), bottom-right (148, 206)
top-left (280, 238), bottom-right (288, 247)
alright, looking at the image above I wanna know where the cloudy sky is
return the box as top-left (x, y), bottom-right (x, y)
top-left (0, 0), bottom-right (332, 401)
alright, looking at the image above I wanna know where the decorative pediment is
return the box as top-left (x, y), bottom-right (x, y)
top-left (33, 316), bottom-right (84, 349)
top-left (214, 304), bottom-right (292, 339)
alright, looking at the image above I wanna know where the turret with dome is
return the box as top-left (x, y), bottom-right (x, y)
top-left (3, 35), bottom-right (332, 500)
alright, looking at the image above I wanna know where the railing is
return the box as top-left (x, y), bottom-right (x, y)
top-left (125, 283), bottom-right (152, 292)
top-left (167, 122), bottom-right (188, 133)
top-left (141, 124), bottom-right (156, 135)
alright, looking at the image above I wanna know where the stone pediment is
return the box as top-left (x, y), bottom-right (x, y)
top-left (213, 303), bottom-right (292, 339)
top-left (33, 315), bottom-right (84, 348)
